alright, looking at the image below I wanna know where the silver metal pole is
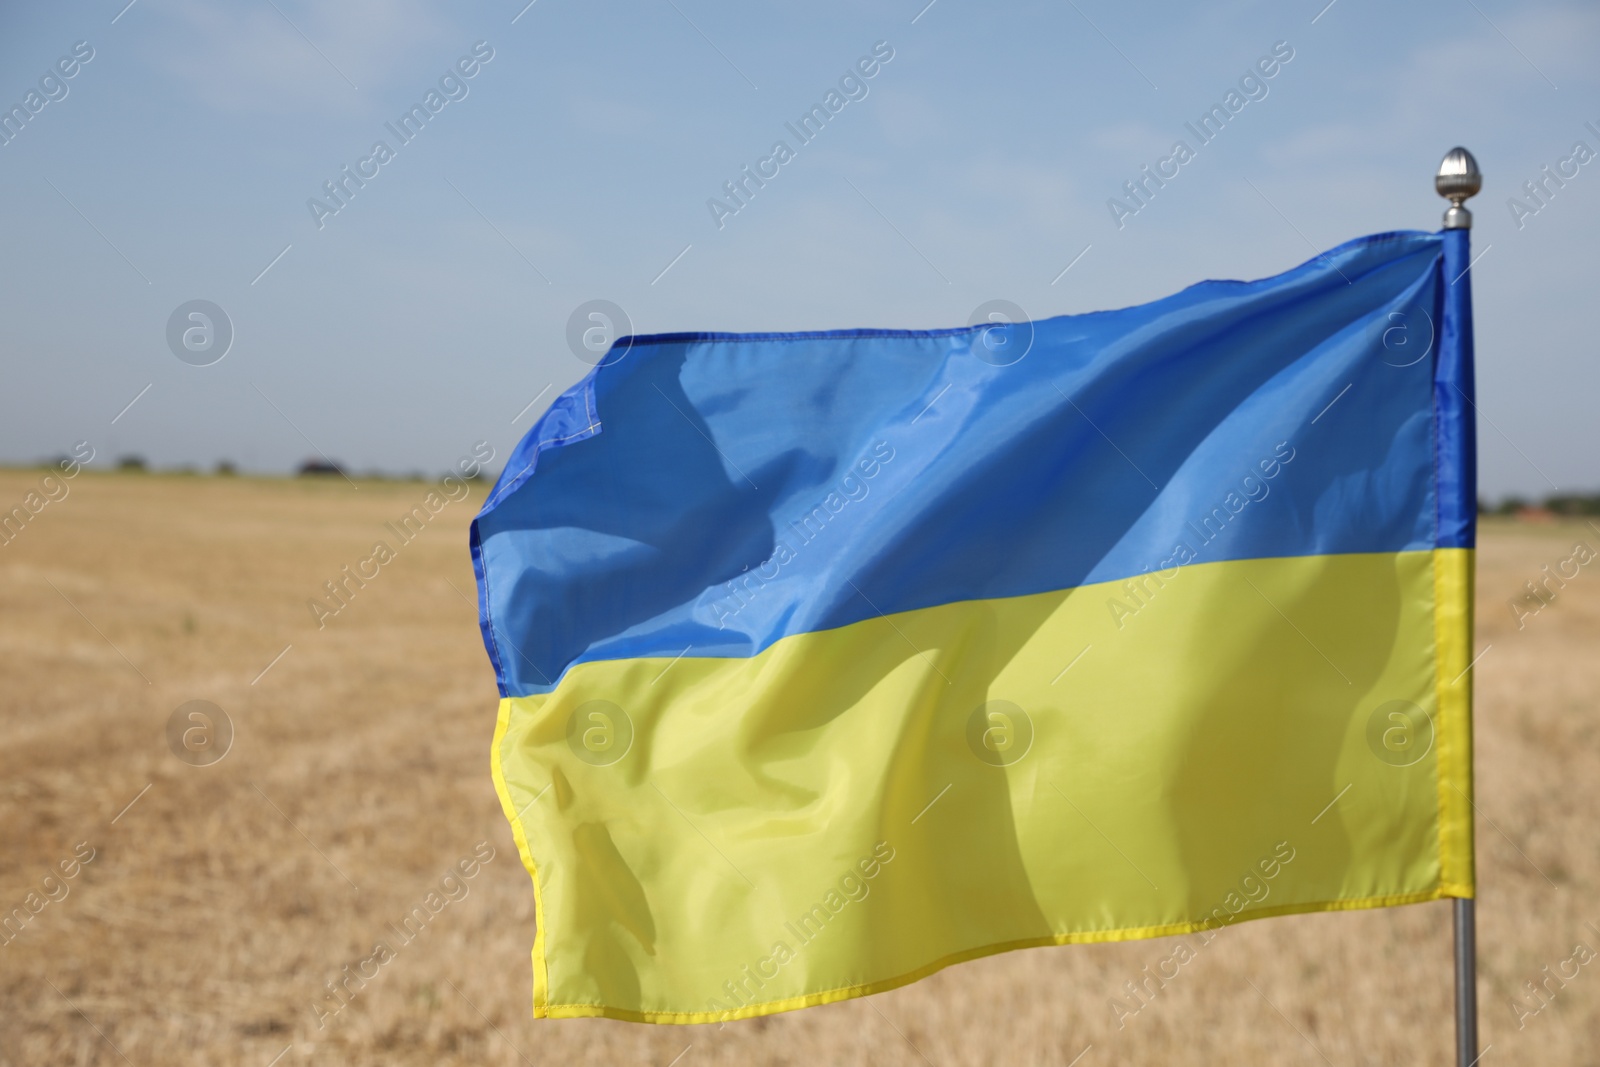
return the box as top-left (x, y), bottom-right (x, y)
top-left (1454, 897), bottom-right (1478, 1064)
top-left (1436, 145), bottom-right (1482, 1067)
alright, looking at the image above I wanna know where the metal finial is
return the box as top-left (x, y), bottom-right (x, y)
top-left (1435, 147), bottom-right (1482, 230)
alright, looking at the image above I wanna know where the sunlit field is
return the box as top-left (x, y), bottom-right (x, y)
top-left (2, 470), bottom-right (1595, 1065)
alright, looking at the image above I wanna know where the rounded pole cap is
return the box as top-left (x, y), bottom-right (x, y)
top-left (1436, 147), bottom-right (1482, 199)
top-left (1436, 147), bottom-right (1482, 228)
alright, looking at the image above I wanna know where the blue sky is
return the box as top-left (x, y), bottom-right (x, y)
top-left (0, 0), bottom-right (1594, 498)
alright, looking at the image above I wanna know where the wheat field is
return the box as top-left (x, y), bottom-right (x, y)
top-left (1, 469), bottom-right (1596, 1065)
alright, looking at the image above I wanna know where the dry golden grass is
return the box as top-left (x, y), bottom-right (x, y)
top-left (1, 470), bottom-right (1596, 1065)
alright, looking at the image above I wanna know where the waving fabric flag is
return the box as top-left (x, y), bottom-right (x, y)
top-left (471, 229), bottom-right (1476, 1023)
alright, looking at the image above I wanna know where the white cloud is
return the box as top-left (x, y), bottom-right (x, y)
top-left (1086, 120), bottom-right (1169, 156)
top-left (141, 0), bottom-right (456, 115)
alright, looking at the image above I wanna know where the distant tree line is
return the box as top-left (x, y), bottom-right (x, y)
top-left (67, 456), bottom-right (487, 482)
top-left (1480, 493), bottom-right (1600, 516)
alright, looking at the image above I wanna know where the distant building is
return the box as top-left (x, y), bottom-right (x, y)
top-left (297, 459), bottom-right (345, 477)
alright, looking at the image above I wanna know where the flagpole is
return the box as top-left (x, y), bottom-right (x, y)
top-left (1454, 899), bottom-right (1478, 1064)
top-left (1436, 144), bottom-right (1482, 1067)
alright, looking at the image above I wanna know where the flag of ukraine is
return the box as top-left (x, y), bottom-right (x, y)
top-left (471, 229), bottom-right (1476, 1022)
